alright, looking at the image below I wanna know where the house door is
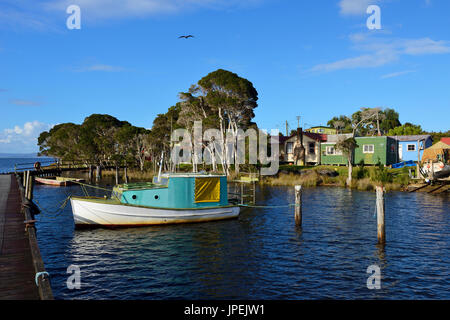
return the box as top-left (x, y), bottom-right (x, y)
top-left (399, 144), bottom-right (403, 161)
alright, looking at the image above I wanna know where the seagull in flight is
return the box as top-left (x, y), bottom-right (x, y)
top-left (178, 35), bottom-right (194, 39)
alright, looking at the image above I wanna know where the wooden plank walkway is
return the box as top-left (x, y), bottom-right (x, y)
top-left (0, 175), bottom-right (40, 300)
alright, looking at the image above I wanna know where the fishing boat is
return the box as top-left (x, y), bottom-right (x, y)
top-left (35, 176), bottom-right (85, 186)
top-left (70, 173), bottom-right (240, 227)
top-left (420, 141), bottom-right (450, 180)
top-left (421, 161), bottom-right (450, 180)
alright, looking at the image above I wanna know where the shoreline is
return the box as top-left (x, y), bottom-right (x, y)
top-left (94, 167), bottom-right (449, 194)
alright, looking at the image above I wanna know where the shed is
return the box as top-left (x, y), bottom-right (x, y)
top-left (389, 135), bottom-right (433, 162)
top-left (421, 141), bottom-right (450, 163)
top-left (354, 136), bottom-right (397, 165)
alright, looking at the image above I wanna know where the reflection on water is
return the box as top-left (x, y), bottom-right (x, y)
top-left (33, 178), bottom-right (450, 300)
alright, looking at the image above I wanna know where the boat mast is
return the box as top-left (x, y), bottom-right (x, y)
top-left (157, 151), bottom-right (164, 183)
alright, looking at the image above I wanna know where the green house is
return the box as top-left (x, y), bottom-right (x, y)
top-left (354, 136), bottom-right (397, 165)
top-left (320, 142), bottom-right (347, 165)
top-left (320, 136), bottom-right (397, 166)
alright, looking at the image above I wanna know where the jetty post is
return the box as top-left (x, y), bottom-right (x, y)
top-left (124, 165), bottom-right (128, 184)
top-left (295, 185), bottom-right (302, 227)
top-left (96, 165), bottom-right (102, 181)
top-left (376, 186), bottom-right (386, 244)
top-left (88, 165), bottom-right (94, 181)
top-left (115, 166), bottom-right (119, 185)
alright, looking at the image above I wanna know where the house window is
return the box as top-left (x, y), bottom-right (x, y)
top-left (318, 129), bottom-right (324, 133)
top-left (407, 144), bottom-right (416, 151)
top-left (363, 144), bottom-right (374, 153)
top-left (286, 142), bottom-right (293, 154)
top-left (309, 142), bottom-right (315, 154)
top-left (326, 146), bottom-right (335, 155)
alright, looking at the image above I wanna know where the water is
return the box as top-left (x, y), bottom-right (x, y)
top-left (0, 157), bottom-right (55, 173)
top-left (31, 177), bottom-right (449, 300)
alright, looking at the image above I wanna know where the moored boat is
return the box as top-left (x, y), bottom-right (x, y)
top-left (36, 176), bottom-right (85, 186)
top-left (70, 173), bottom-right (240, 227)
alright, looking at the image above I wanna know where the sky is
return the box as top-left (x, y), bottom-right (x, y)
top-left (0, 0), bottom-right (449, 153)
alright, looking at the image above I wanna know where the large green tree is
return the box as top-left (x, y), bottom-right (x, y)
top-left (196, 69), bottom-right (258, 175)
top-left (388, 123), bottom-right (424, 136)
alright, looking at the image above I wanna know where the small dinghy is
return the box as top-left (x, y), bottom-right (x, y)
top-left (70, 173), bottom-right (240, 227)
top-left (35, 176), bottom-right (85, 186)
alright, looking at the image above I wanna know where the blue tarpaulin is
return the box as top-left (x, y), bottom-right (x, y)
top-left (391, 160), bottom-right (416, 169)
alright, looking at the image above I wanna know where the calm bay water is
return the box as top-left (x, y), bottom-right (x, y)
top-left (3, 158), bottom-right (448, 299)
top-left (31, 175), bottom-right (449, 300)
top-left (0, 157), bottom-right (55, 173)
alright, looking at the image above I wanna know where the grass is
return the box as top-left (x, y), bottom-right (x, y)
top-left (261, 164), bottom-right (413, 191)
top-left (101, 163), bottom-right (414, 192)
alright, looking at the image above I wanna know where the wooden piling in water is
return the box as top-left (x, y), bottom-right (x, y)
top-left (124, 166), bottom-right (128, 184)
top-left (295, 185), bottom-right (302, 227)
top-left (376, 186), bottom-right (385, 244)
top-left (88, 165), bottom-right (94, 181)
top-left (115, 166), bottom-right (119, 185)
top-left (96, 165), bottom-right (102, 181)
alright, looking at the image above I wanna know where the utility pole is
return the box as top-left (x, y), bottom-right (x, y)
top-left (286, 120), bottom-right (289, 136)
top-left (297, 116), bottom-right (301, 129)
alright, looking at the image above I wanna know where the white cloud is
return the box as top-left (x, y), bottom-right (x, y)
top-left (338, 0), bottom-right (380, 16)
top-left (310, 35), bottom-right (450, 73)
top-left (10, 99), bottom-right (41, 106)
top-left (0, 121), bottom-right (54, 153)
top-left (73, 64), bottom-right (127, 72)
top-left (0, 0), bottom-right (261, 30)
top-left (380, 70), bottom-right (416, 79)
top-left (44, 0), bottom-right (260, 20)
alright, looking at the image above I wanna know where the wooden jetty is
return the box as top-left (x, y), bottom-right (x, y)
top-left (5, 159), bottom-right (129, 184)
top-left (0, 174), bottom-right (52, 300)
top-left (407, 179), bottom-right (450, 195)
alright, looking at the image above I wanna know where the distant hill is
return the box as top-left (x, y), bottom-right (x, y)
top-left (0, 153), bottom-right (54, 158)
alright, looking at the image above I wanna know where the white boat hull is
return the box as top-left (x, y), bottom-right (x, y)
top-left (70, 198), bottom-right (240, 227)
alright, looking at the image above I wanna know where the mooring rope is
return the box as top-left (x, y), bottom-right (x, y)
top-left (238, 203), bottom-right (298, 208)
top-left (34, 196), bottom-right (72, 216)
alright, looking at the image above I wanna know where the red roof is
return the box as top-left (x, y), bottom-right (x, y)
top-left (441, 137), bottom-right (450, 146)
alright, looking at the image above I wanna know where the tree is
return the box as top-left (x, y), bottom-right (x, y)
top-left (37, 114), bottom-right (153, 170)
top-left (380, 108), bottom-right (401, 133)
top-left (335, 137), bottom-right (358, 187)
top-left (327, 115), bottom-right (352, 133)
top-left (197, 69), bottom-right (258, 175)
top-left (114, 125), bottom-right (150, 171)
top-left (388, 123), bottom-right (424, 136)
top-left (38, 123), bottom-right (81, 159)
top-left (351, 107), bottom-right (385, 136)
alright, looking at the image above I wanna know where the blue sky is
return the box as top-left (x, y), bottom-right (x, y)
top-left (0, 0), bottom-right (449, 153)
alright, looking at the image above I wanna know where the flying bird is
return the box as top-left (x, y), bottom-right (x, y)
top-left (178, 35), bottom-right (194, 39)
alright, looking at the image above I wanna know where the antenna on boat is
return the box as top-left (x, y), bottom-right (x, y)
top-left (157, 151), bottom-right (164, 183)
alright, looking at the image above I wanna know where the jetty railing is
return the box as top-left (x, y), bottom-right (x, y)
top-left (15, 173), bottom-right (53, 300)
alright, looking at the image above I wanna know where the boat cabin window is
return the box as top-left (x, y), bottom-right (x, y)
top-left (194, 177), bottom-right (220, 203)
top-left (152, 176), bottom-right (169, 186)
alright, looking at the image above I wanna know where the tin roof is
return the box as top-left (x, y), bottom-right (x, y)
top-left (326, 133), bottom-right (354, 142)
top-left (389, 135), bottom-right (431, 142)
top-left (440, 137), bottom-right (450, 145)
